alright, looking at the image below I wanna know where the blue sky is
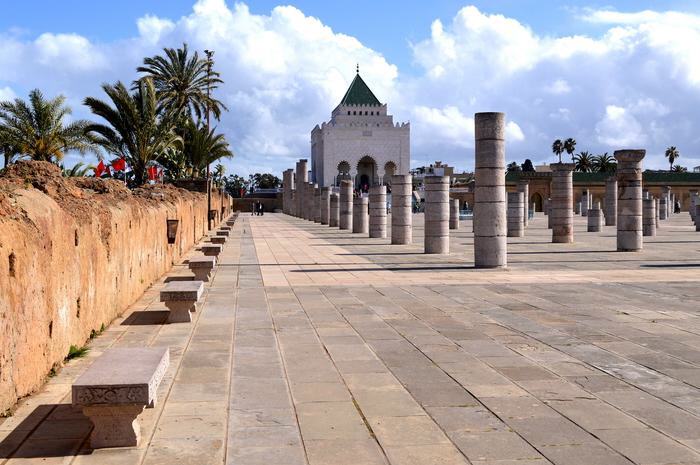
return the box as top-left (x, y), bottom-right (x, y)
top-left (2, 0), bottom-right (700, 174)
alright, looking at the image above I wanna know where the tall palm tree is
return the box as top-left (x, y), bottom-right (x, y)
top-left (182, 121), bottom-right (233, 178)
top-left (212, 163), bottom-right (226, 187)
top-left (573, 151), bottom-right (594, 172)
top-left (0, 127), bottom-right (20, 168)
top-left (0, 89), bottom-right (95, 163)
top-left (137, 43), bottom-right (227, 123)
top-left (552, 139), bottom-right (564, 163)
top-left (665, 146), bottom-right (679, 171)
top-left (592, 152), bottom-right (616, 173)
top-left (564, 138), bottom-right (577, 161)
top-left (83, 79), bottom-right (182, 186)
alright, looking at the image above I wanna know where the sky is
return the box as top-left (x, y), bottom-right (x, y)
top-left (1, 0), bottom-right (700, 175)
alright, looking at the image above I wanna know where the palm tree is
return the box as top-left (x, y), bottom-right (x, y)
top-left (592, 152), bottom-right (616, 173)
top-left (552, 139), bottom-right (564, 163)
top-left (182, 121), bottom-right (233, 178)
top-left (83, 79), bottom-right (182, 186)
top-left (573, 151), bottom-right (594, 172)
top-left (61, 162), bottom-right (92, 177)
top-left (137, 43), bottom-right (227, 123)
top-left (0, 127), bottom-right (20, 168)
top-left (212, 163), bottom-right (226, 187)
top-left (0, 89), bottom-right (95, 163)
top-left (672, 164), bottom-right (687, 172)
top-left (506, 161), bottom-right (521, 172)
top-left (665, 146), bottom-right (679, 171)
top-left (564, 138), bottom-right (577, 161)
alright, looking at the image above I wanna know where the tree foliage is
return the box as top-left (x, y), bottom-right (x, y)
top-left (83, 79), bottom-right (182, 186)
top-left (0, 89), bottom-right (96, 163)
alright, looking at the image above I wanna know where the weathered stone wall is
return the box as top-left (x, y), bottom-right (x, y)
top-left (0, 161), bottom-right (219, 412)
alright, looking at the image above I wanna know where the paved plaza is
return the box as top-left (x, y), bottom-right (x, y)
top-left (2, 212), bottom-right (700, 465)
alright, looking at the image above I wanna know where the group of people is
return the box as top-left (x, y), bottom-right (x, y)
top-left (251, 201), bottom-right (265, 216)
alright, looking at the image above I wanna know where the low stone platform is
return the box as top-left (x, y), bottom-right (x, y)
top-left (2, 213), bottom-right (699, 465)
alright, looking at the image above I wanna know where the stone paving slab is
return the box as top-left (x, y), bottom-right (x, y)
top-left (1, 212), bottom-right (699, 465)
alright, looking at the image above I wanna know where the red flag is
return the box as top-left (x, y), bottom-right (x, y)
top-left (94, 160), bottom-right (105, 177)
top-left (112, 157), bottom-right (126, 171)
top-left (148, 166), bottom-right (158, 181)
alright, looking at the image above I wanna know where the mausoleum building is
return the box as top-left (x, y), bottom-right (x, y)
top-left (311, 69), bottom-right (410, 190)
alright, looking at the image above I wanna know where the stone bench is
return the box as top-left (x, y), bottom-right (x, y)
top-left (200, 243), bottom-right (222, 257)
top-left (220, 225), bottom-right (232, 231)
top-left (160, 280), bottom-right (204, 323)
top-left (210, 236), bottom-right (226, 244)
top-left (188, 256), bottom-right (216, 282)
top-left (215, 230), bottom-right (230, 237)
top-left (72, 347), bottom-right (169, 448)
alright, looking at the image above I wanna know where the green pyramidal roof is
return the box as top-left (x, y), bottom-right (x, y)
top-left (339, 73), bottom-right (382, 106)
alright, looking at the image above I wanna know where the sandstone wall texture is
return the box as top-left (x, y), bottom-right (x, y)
top-left (0, 161), bottom-right (221, 413)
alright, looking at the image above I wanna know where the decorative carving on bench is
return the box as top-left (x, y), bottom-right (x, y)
top-left (72, 347), bottom-right (169, 448)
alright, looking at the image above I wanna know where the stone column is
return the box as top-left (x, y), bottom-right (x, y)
top-left (550, 163), bottom-right (575, 243)
top-left (659, 197), bottom-right (668, 221)
top-left (352, 197), bottom-right (369, 234)
top-left (339, 180), bottom-right (353, 230)
top-left (517, 180), bottom-right (529, 227)
top-left (424, 175), bottom-right (450, 254)
top-left (587, 202), bottom-right (603, 232)
top-left (581, 190), bottom-right (589, 217)
top-left (546, 198), bottom-right (553, 229)
top-left (643, 198), bottom-right (656, 236)
top-left (295, 160), bottom-right (308, 218)
top-left (574, 202), bottom-right (581, 215)
top-left (661, 186), bottom-right (670, 219)
top-left (329, 193), bottom-right (339, 227)
top-left (671, 193), bottom-right (676, 214)
top-left (695, 205), bottom-right (700, 231)
top-left (605, 177), bottom-right (617, 226)
top-left (507, 192), bottom-right (524, 238)
top-left (369, 186), bottom-right (387, 238)
top-left (615, 149), bottom-right (645, 252)
top-left (391, 174), bottom-right (412, 245)
top-left (474, 112), bottom-right (507, 267)
top-left (320, 187), bottom-right (331, 225)
top-left (690, 191), bottom-right (698, 223)
top-left (282, 169), bottom-right (291, 215)
top-left (305, 183), bottom-right (316, 221)
top-left (449, 199), bottom-right (460, 230)
top-left (313, 186), bottom-right (321, 223)
top-left (655, 197), bottom-right (660, 228)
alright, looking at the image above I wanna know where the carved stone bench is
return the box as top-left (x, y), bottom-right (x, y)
top-left (220, 225), bottom-right (232, 231)
top-left (210, 236), bottom-right (226, 244)
top-left (188, 256), bottom-right (216, 282)
top-left (200, 244), bottom-right (222, 257)
top-left (215, 230), bottom-right (230, 237)
top-left (160, 281), bottom-right (204, 323)
top-left (72, 347), bottom-right (169, 448)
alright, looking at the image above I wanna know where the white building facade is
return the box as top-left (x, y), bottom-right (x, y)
top-left (311, 71), bottom-right (410, 190)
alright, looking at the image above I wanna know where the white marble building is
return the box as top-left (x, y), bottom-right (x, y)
top-left (311, 70), bottom-right (410, 190)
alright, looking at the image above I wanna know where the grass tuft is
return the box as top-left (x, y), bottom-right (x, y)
top-left (65, 345), bottom-right (90, 362)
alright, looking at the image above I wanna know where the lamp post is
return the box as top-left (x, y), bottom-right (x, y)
top-left (205, 49), bottom-right (214, 230)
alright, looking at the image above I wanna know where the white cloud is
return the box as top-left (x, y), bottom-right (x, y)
top-left (1, 2), bottom-right (699, 173)
top-left (595, 105), bottom-right (647, 146)
top-left (0, 86), bottom-right (15, 101)
top-left (545, 79), bottom-right (571, 95)
top-left (506, 122), bottom-right (525, 141)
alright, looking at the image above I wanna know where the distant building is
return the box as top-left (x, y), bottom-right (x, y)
top-left (693, 165), bottom-right (700, 173)
top-left (310, 68), bottom-right (410, 189)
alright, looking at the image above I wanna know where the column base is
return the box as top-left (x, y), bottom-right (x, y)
top-left (83, 404), bottom-right (145, 448)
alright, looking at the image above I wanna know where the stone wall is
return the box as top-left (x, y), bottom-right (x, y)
top-left (0, 161), bottom-right (221, 413)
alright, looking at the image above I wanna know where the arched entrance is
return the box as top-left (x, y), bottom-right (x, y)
top-left (383, 161), bottom-right (397, 186)
top-left (356, 155), bottom-right (377, 192)
top-left (530, 192), bottom-right (543, 212)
